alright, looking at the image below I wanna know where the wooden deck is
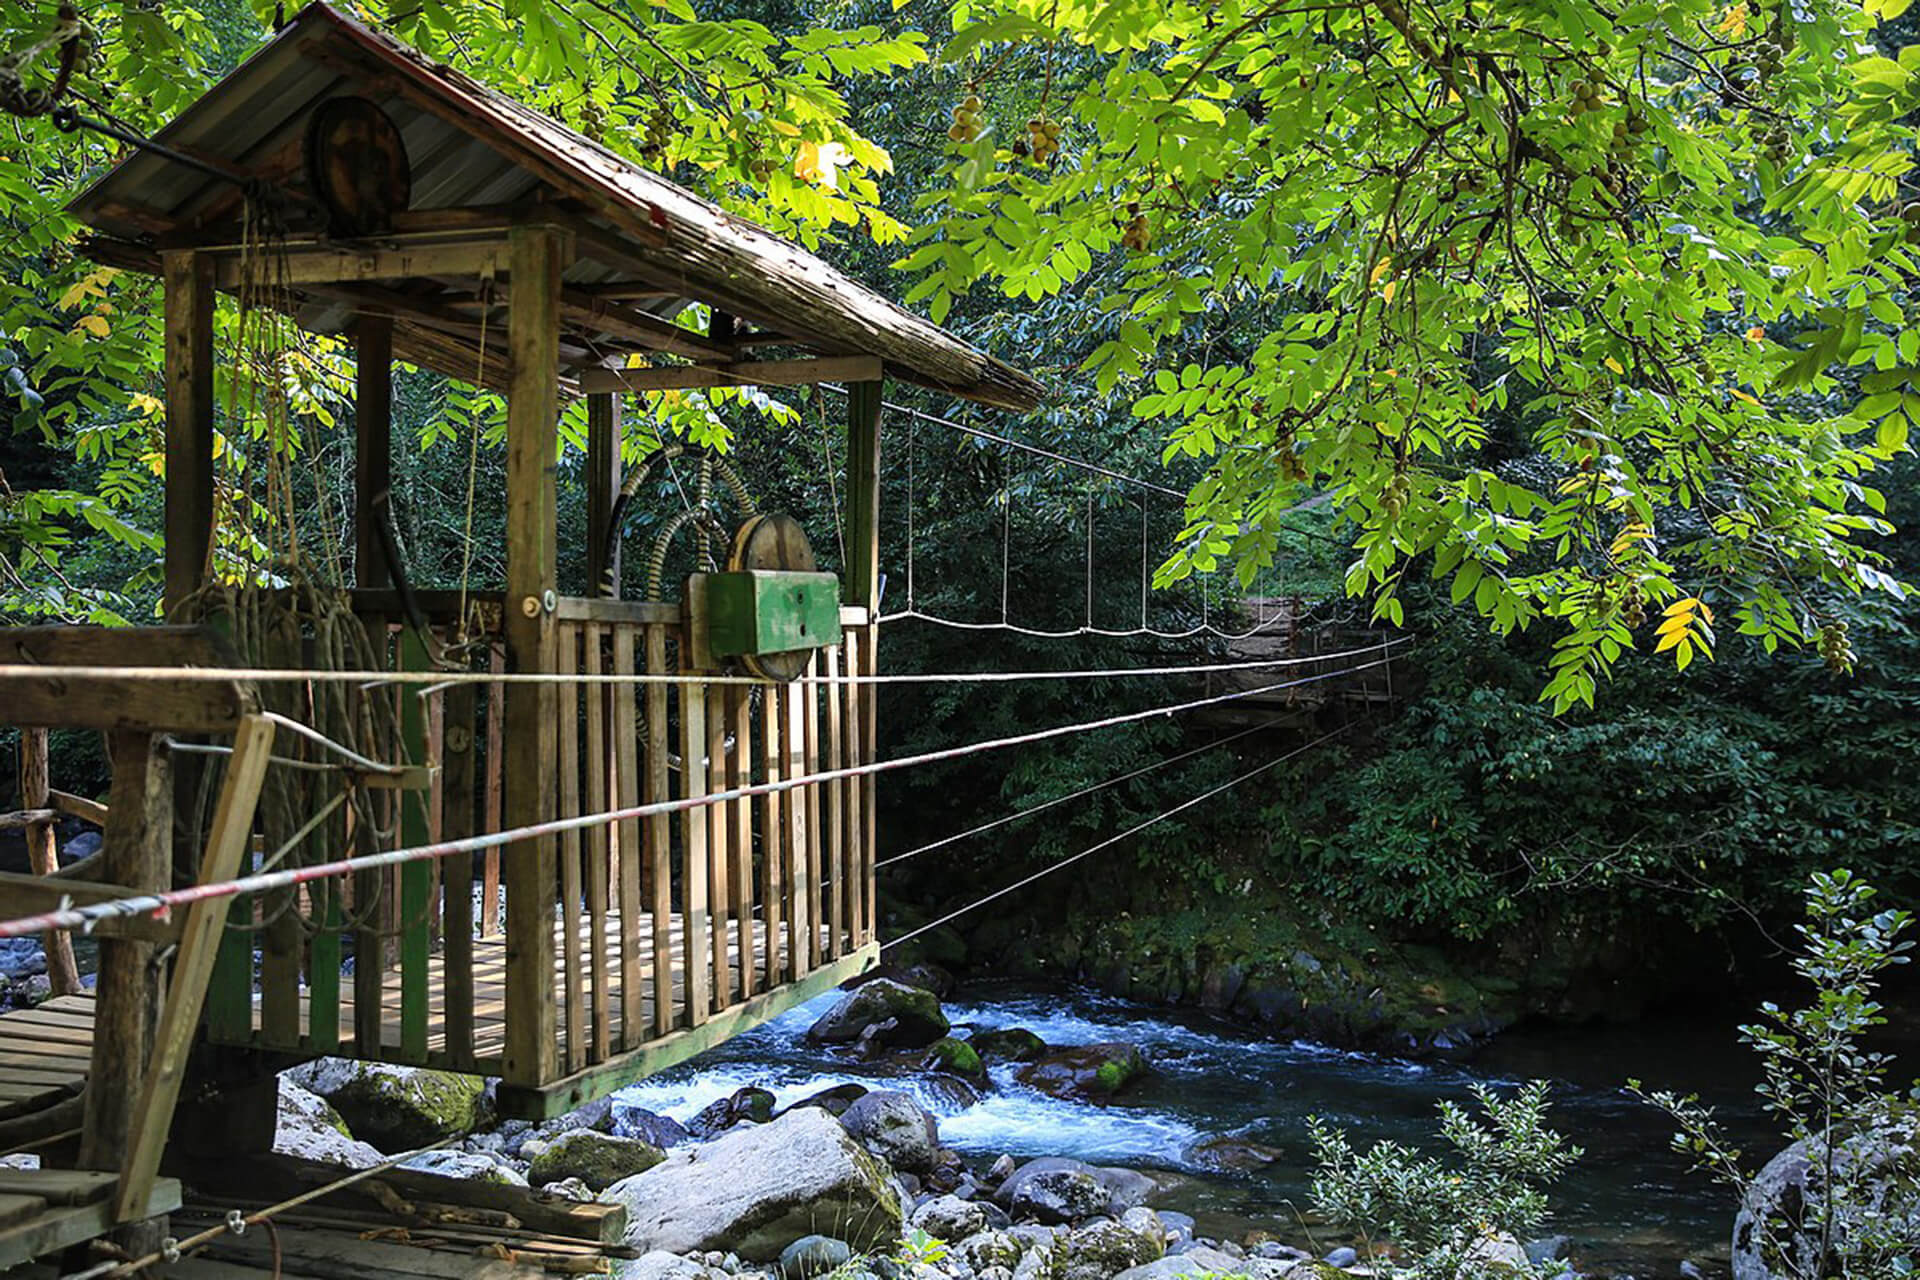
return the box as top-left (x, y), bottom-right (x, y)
top-left (0, 1169), bottom-right (181, 1269)
top-left (0, 995), bottom-right (94, 1123)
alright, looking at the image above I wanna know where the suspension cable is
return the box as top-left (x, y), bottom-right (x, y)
top-left (881, 725), bottom-right (1351, 951)
top-left (0, 658), bottom-right (1393, 940)
top-left (875, 716), bottom-right (1299, 870)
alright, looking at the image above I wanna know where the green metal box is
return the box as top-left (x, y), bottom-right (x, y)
top-left (702, 570), bottom-right (843, 659)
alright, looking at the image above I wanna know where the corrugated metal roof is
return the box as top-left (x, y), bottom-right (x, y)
top-left (68, 2), bottom-right (1045, 412)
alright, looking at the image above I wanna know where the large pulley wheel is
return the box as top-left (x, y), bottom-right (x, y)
top-left (728, 513), bottom-right (819, 681)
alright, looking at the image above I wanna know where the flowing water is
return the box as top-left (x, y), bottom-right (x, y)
top-left (612, 982), bottom-right (1779, 1277)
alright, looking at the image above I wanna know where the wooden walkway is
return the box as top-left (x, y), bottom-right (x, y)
top-left (0, 995), bottom-right (94, 1123)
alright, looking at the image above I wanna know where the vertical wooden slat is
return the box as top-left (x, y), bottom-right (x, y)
top-left (844, 629), bottom-right (866, 948)
top-left (18, 730), bottom-right (79, 995)
top-left (801, 655), bottom-right (823, 973)
top-left (861, 624), bottom-right (879, 944)
top-left (482, 646), bottom-right (505, 936)
top-left (680, 669), bottom-right (710, 1026)
top-left (584, 624), bottom-right (612, 1060)
top-left (614, 625), bottom-right (643, 1047)
top-left (501, 222), bottom-right (566, 1088)
top-left (785, 677), bottom-right (809, 979)
top-left (558, 623), bottom-right (585, 1073)
top-left (731, 686), bottom-right (755, 1001)
top-left (761, 684), bottom-right (784, 990)
top-left (398, 629), bottom-right (434, 1065)
top-left (308, 878), bottom-right (342, 1055)
top-left (443, 683), bottom-right (478, 1070)
top-left (824, 645), bottom-right (846, 962)
top-left (844, 381), bottom-right (883, 949)
top-left (707, 684), bottom-right (731, 1008)
top-left (587, 392), bottom-right (624, 596)
top-left (646, 625), bottom-right (674, 1035)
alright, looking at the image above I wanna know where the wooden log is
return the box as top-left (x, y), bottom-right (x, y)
top-left (17, 730), bottom-right (79, 997)
top-left (77, 732), bottom-right (167, 1181)
top-left (163, 251), bottom-right (214, 612)
top-left (118, 713), bottom-right (274, 1223)
top-left (47, 791), bottom-right (108, 827)
top-left (586, 393), bottom-right (623, 598)
top-left (500, 223), bottom-right (567, 1089)
top-left (577, 355), bottom-right (882, 395)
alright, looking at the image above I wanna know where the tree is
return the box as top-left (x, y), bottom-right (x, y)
top-left (906, 0), bottom-right (1920, 709)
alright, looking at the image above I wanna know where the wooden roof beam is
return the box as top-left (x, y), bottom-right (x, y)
top-left (558, 289), bottom-right (735, 363)
top-left (578, 355), bottom-right (882, 394)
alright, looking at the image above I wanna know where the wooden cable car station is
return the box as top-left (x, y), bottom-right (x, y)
top-left (0, 2), bottom-right (1043, 1266)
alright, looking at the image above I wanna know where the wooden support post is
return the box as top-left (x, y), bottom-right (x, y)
top-left (355, 311), bottom-right (395, 589)
top-left (845, 382), bottom-right (882, 945)
top-left (501, 224), bottom-right (567, 1088)
top-left (162, 251), bottom-right (215, 614)
top-left (442, 685), bottom-right (478, 1071)
top-left (397, 629), bottom-right (433, 1064)
top-left (118, 714), bottom-right (274, 1224)
top-left (587, 392), bottom-right (623, 596)
top-left (78, 734), bottom-right (169, 1190)
top-left (18, 729), bottom-right (80, 996)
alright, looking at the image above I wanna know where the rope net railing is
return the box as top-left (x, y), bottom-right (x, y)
top-left (0, 653), bottom-right (1394, 941)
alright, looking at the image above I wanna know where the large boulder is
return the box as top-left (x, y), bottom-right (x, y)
top-left (972, 1029), bottom-right (1049, 1063)
top-left (922, 1036), bottom-right (985, 1080)
top-left (611, 1102), bottom-right (693, 1149)
top-left (1017, 1044), bottom-right (1146, 1102)
top-left (1732, 1112), bottom-right (1920, 1280)
top-left (1059, 1216), bottom-right (1164, 1280)
top-left (274, 1080), bottom-right (383, 1168)
top-left (288, 1059), bottom-right (490, 1152)
top-left (604, 1107), bottom-right (903, 1261)
top-left (686, 1087), bottom-right (777, 1139)
top-left (997, 1158), bottom-right (1156, 1224)
top-left (401, 1149), bottom-right (527, 1186)
top-left (840, 1089), bottom-right (941, 1175)
top-left (528, 1128), bottom-right (667, 1191)
top-left (1113, 1247), bottom-right (1296, 1280)
top-left (807, 979), bottom-right (950, 1049)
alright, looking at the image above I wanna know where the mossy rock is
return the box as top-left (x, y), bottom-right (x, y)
top-left (806, 978), bottom-right (949, 1048)
top-left (529, 1128), bottom-right (666, 1192)
top-left (922, 1035), bottom-right (984, 1079)
top-left (971, 1028), bottom-right (1048, 1063)
top-left (1018, 1043), bottom-right (1146, 1101)
top-left (294, 1060), bottom-right (490, 1152)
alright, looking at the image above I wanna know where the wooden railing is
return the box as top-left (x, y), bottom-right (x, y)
top-left (203, 593), bottom-right (878, 1107)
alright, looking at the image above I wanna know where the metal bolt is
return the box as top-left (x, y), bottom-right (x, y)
top-left (521, 595), bottom-right (541, 618)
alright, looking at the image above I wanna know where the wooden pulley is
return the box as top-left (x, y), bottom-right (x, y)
top-left (725, 514), bottom-right (824, 682)
top-left (306, 96), bottom-right (412, 236)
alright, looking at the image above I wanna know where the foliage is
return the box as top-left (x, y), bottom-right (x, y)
top-left (910, 0), bottom-right (1920, 709)
top-left (1634, 871), bottom-right (1919, 1280)
top-left (1307, 1080), bottom-right (1581, 1277)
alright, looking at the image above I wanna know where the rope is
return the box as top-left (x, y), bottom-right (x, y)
top-left (0, 657), bottom-right (1395, 940)
top-left (874, 716), bottom-right (1298, 870)
top-left (881, 725), bottom-right (1352, 951)
top-left (878, 607), bottom-right (1302, 643)
top-left (0, 635), bottom-right (1408, 688)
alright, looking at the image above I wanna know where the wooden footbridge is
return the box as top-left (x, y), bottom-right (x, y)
top-left (0, 3), bottom-right (1042, 1267)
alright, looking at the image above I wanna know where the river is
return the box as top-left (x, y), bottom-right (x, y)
top-left (610, 981), bottom-right (1777, 1276)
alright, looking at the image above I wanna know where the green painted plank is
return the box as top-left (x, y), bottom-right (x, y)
top-left (205, 895), bottom-right (253, 1043)
top-left (705, 571), bottom-right (842, 657)
top-left (307, 882), bottom-right (341, 1054)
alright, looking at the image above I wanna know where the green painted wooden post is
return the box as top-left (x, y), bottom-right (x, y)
top-left (399, 628), bottom-right (433, 1063)
top-left (205, 896), bottom-right (254, 1043)
top-left (307, 884), bottom-right (342, 1054)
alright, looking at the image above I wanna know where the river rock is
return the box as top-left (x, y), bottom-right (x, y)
top-left (1732, 1113), bottom-right (1920, 1280)
top-left (1017, 1044), bottom-right (1146, 1101)
top-left (1155, 1212), bottom-right (1196, 1250)
top-left (912, 1194), bottom-right (988, 1242)
top-left (958, 1230), bottom-right (1026, 1272)
top-left (922, 1036), bottom-right (985, 1079)
top-left (1464, 1232), bottom-right (1528, 1272)
top-left (1185, 1135), bottom-right (1283, 1172)
top-left (686, 1086), bottom-right (777, 1139)
top-left (605, 1107), bottom-right (902, 1260)
top-left (287, 1059), bottom-right (490, 1152)
top-left (996, 1159), bottom-right (1111, 1224)
top-left (528, 1128), bottom-right (666, 1190)
top-left (615, 1251), bottom-right (724, 1280)
top-left (543, 1176), bottom-right (596, 1202)
top-left (1113, 1246), bottom-right (1293, 1280)
top-left (402, 1149), bottom-right (527, 1185)
top-left (274, 1081), bottom-right (383, 1168)
top-left (841, 1089), bottom-right (941, 1174)
top-left (782, 1083), bottom-right (870, 1119)
top-left (809, 979), bottom-right (950, 1048)
top-left (971, 1028), bottom-right (1048, 1063)
top-left (1524, 1236), bottom-right (1573, 1266)
top-left (612, 1102), bottom-right (693, 1148)
top-left (779, 1235), bottom-right (853, 1280)
top-left (1061, 1217), bottom-right (1164, 1280)
top-left (844, 962), bottom-right (955, 998)
top-left (1323, 1248), bottom-right (1359, 1267)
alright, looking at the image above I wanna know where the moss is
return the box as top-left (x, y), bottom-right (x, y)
top-left (971, 1027), bottom-right (1048, 1062)
top-left (923, 1036), bottom-right (984, 1078)
top-left (1093, 1060), bottom-right (1125, 1091)
top-left (528, 1129), bottom-right (665, 1192)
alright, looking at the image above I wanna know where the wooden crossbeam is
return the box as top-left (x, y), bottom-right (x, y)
top-left (577, 355), bottom-right (882, 394)
top-left (559, 289), bottom-right (735, 362)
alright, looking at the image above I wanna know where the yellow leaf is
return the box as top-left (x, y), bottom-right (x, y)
top-left (1718, 2), bottom-right (1749, 33)
top-left (1382, 279), bottom-right (1397, 304)
top-left (1656, 614), bottom-right (1694, 639)
top-left (56, 280), bottom-right (92, 311)
top-left (1369, 257), bottom-right (1394, 285)
top-left (1697, 600), bottom-right (1715, 624)
top-left (75, 314), bottom-right (110, 338)
top-left (1747, 325), bottom-right (1766, 342)
top-left (1730, 388), bottom-right (1761, 406)
top-left (129, 392), bottom-right (163, 418)
top-left (1663, 596), bottom-right (1699, 617)
top-left (793, 139), bottom-right (851, 189)
top-left (1604, 356), bottom-right (1624, 375)
top-left (1654, 629), bottom-right (1686, 654)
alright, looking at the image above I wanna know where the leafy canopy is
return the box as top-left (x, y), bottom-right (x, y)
top-left (908, 0), bottom-right (1920, 709)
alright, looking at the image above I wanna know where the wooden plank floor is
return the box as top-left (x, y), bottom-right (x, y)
top-left (0, 994), bottom-right (96, 1122)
